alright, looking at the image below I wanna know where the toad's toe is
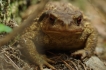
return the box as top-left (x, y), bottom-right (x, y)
top-left (71, 50), bottom-right (87, 59)
top-left (35, 55), bottom-right (55, 70)
top-left (38, 61), bottom-right (55, 70)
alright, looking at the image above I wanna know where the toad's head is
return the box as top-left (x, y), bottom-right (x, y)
top-left (38, 2), bottom-right (84, 35)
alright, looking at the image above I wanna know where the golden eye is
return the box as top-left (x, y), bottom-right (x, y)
top-left (76, 16), bottom-right (82, 26)
top-left (50, 17), bottom-right (55, 22)
top-left (49, 16), bottom-right (56, 25)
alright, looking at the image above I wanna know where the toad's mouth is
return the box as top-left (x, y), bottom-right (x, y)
top-left (42, 28), bottom-right (84, 35)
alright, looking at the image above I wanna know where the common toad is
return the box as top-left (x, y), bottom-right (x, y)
top-left (19, 2), bottom-right (98, 70)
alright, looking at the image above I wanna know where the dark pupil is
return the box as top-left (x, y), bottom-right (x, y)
top-left (77, 17), bottom-right (81, 26)
top-left (49, 17), bottom-right (55, 25)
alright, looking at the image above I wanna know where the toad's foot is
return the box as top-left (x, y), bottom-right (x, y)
top-left (71, 50), bottom-right (91, 59)
top-left (34, 55), bottom-right (55, 70)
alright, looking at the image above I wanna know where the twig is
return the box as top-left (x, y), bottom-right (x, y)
top-left (0, 0), bottom-right (49, 47)
top-left (69, 60), bottom-right (79, 70)
top-left (4, 54), bottom-right (20, 70)
top-left (80, 61), bottom-right (87, 70)
top-left (62, 60), bottom-right (74, 70)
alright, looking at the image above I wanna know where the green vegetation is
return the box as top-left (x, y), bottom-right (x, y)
top-left (0, 23), bottom-right (12, 33)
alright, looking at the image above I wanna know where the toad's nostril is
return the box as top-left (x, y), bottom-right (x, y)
top-left (69, 21), bottom-right (74, 26)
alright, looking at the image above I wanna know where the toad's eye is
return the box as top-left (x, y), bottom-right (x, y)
top-left (76, 16), bottom-right (82, 26)
top-left (49, 16), bottom-right (55, 25)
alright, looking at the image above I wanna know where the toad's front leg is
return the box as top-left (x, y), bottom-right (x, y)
top-left (72, 25), bottom-right (98, 59)
top-left (19, 33), bottom-right (55, 70)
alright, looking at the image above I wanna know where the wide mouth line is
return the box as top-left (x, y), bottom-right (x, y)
top-left (43, 30), bottom-right (83, 34)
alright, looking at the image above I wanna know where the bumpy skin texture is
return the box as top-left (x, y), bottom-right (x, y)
top-left (19, 2), bottom-right (98, 70)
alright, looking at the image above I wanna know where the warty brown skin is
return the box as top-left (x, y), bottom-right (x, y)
top-left (19, 2), bottom-right (98, 70)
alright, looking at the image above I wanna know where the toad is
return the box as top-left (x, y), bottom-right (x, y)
top-left (19, 1), bottom-right (98, 70)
